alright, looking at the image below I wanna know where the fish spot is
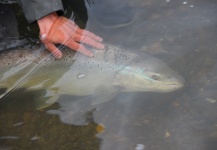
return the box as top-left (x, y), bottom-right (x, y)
top-left (77, 73), bottom-right (85, 79)
top-left (19, 54), bottom-right (23, 58)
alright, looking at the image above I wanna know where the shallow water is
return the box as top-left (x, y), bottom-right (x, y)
top-left (0, 0), bottom-right (217, 150)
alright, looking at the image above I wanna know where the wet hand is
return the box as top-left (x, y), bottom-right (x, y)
top-left (37, 12), bottom-right (104, 59)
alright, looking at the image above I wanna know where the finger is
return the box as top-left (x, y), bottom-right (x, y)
top-left (74, 34), bottom-right (105, 49)
top-left (58, 17), bottom-right (103, 42)
top-left (45, 43), bottom-right (62, 59)
top-left (66, 41), bottom-right (94, 57)
top-left (76, 29), bottom-right (103, 42)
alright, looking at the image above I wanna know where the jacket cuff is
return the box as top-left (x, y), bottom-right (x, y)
top-left (18, 0), bottom-right (64, 24)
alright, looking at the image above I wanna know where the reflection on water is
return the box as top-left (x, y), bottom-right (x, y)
top-left (1, 0), bottom-right (217, 150)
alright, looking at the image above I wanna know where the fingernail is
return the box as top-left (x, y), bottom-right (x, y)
top-left (53, 52), bottom-right (62, 59)
top-left (97, 36), bottom-right (103, 42)
top-left (56, 54), bottom-right (62, 59)
top-left (89, 52), bottom-right (94, 57)
top-left (98, 43), bottom-right (105, 49)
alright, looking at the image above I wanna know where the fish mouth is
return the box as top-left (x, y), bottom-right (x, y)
top-left (128, 82), bottom-right (184, 93)
top-left (169, 82), bottom-right (184, 86)
top-left (166, 77), bottom-right (185, 88)
top-left (171, 83), bottom-right (184, 89)
top-left (149, 81), bottom-right (185, 92)
top-left (160, 82), bottom-right (184, 92)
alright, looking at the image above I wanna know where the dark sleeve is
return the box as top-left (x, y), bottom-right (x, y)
top-left (17, 0), bottom-right (64, 24)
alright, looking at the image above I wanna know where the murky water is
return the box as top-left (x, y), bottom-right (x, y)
top-left (0, 0), bottom-right (217, 150)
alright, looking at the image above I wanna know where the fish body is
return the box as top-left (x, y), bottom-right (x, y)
top-left (0, 44), bottom-right (184, 109)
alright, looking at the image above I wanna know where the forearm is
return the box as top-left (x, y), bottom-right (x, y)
top-left (17, 0), bottom-right (64, 24)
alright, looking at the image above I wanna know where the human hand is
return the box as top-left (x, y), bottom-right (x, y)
top-left (37, 12), bottom-right (104, 59)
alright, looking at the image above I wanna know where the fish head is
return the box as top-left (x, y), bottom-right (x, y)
top-left (115, 55), bottom-right (185, 92)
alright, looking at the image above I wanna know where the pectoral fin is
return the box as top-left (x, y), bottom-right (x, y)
top-left (35, 88), bottom-right (59, 110)
top-left (91, 87), bottom-right (121, 105)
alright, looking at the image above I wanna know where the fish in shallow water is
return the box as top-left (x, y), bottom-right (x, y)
top-left (0, 44), bottom-right (184, 109)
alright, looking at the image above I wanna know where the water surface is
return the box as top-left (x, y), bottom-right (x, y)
top-left (0, 0), bottom-right (217, 150)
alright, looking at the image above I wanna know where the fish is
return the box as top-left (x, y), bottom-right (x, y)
top-left (0, 43), bottom-right (184, 109)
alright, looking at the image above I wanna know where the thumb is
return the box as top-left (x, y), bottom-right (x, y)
top-left (45, 43), bottom-right (63, 59)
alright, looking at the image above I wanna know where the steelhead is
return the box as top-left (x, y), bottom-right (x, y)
top-left (0, 44), bottom-right (184, 109)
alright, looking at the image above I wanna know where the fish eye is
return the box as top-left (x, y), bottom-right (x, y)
top-left (150, 74), bottom-right (161, 81)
